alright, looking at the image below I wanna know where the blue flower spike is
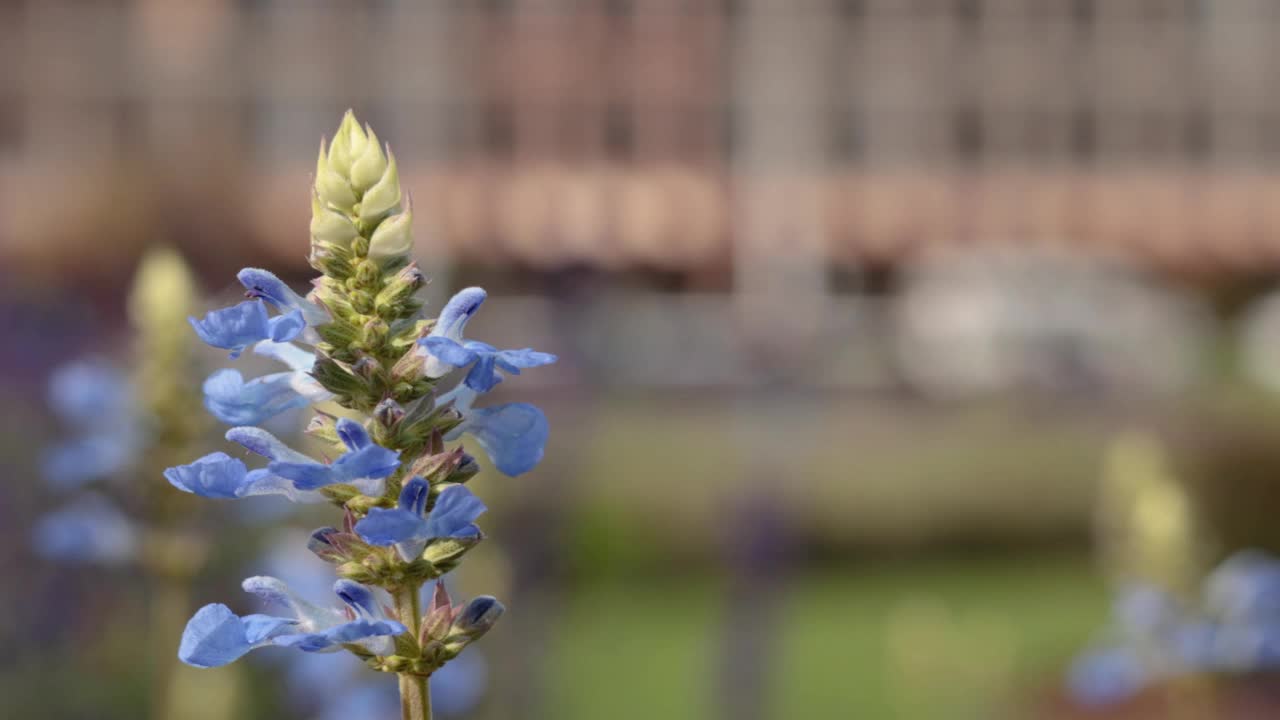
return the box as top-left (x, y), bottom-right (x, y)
top-left (171, 113), bottom-right (552, 707)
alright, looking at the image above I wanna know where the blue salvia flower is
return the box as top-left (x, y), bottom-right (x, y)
top-left (41, 362), bottom-right (141, 489)
top-left (202, 340), bottom-right (332, 426)
top-left (192, 268), bottom-right (332, 424)
top-left (166, 419), bottom-right (399, 503)
top-left (437, 383), bottom-right (549, 477)
top-left (417, 287), bottom-right (556, 392)
top-left (190, 300), bottom-right (306, 359)
top-left (356, 478), bottom-right (486, 560)
top-left (179, 577), bottom-right (406, 668)
top-left (238, 268), bottom-right (330, 329)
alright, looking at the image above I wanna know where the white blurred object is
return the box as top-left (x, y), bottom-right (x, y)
top-left (1239, 291), bottom-right (1280, 392)
top-left (894, 246), bottom-right (1207, 399)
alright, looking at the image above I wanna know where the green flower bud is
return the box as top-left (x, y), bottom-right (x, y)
top-left (376, 264), bottom-right (426, 318)
top-left (350, 126), bottom-right (389, 193)
top-left (358, 152), bottom-right (401, 222)
top-left (368, 207), bottom-right (413, 261)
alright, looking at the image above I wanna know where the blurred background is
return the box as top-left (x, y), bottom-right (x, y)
top-left (8, 1), bottom-right (1280, 718)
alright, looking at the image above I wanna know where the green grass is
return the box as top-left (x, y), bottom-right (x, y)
top-left (545, 554), bottom-right (1108, 720)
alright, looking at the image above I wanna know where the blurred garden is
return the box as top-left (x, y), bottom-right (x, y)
top-left (8, 2), bottom-right (1280, 719)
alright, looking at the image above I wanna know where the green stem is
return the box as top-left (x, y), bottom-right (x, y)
top-left (393, 584), bottom-right (432, 720)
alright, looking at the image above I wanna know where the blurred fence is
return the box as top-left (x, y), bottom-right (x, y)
top-left (6, 1), bottom-right (1280, 274)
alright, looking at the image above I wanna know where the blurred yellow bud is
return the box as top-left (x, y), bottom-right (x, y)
top-left (358, 152), bottom-right (401, 222)
top-left (349, 126), bottom-right (388, 193)
top-left (129, 246), bottom-right (196, 336)
top-left (368, 205), bottom-right (413, 261)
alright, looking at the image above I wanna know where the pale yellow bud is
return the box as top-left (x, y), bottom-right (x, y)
top-left (311, 202), bottom-right (359, 247)
top-left (327, 110), bottom-right (367, 177)
top-left (368, 204), bottom-right (413, 260)
top-left (349, 126), bottom-right (388, 193)
top-left (358, 151), bottom-right (401, 222)
top-left (315, 141), bottom-right (357, 210)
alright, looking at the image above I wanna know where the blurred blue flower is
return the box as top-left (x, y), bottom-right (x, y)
top-left (41, 361), bottom-right (141, 489)
top-left (1205, 550), bottom-right (1280, 622)
top-left (190, 300), bottom-right (305, 359)
top-left (1068, 646), bottom-right (1146, 707)
top-left (1069, 551), bottom-right (1280, 707)
top-left (33, 493), bottom-right (138, 564)
top-left (179, 576), bottom-right (406, 668)
top-left (356, 478), bottom-right (486, 560)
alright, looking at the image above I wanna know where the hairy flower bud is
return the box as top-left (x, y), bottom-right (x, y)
top-left (311, 204), bottom-right (359, 248)
top-left (315, 141), bottom-right (357, 211)
top-left (444, 596), bottom-right (504, 654)
top-left (349, 126), bottom-right (389, 193)
top-left (359, 152), bottom-right (401, 222)
top-left (326, 110), bottom-right (367, 177)
top-left (368, 206), bottom-right (413, 261)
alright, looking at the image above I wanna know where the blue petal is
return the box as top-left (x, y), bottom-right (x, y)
top-left (48, 362), bottom-right (132, 426)
top-left (190, 300), bottom-right (292, 358)
top-left (452, 342), bottom-right (556, 393)
top-left (424, 486), bottom-right (487, 539)
top-left (267, 461), bottom-right (337, 491)
top-left (333, 580), bottom-right (379, 617)
top-left (433, 287), bottom-right (487, 340)
top-left (273, 619), bottom-right (405, 653)
top-left (164, 452), bottom-right (249, 499)
top-left (335, 418), bottom-right (372, 451)
top-left (420, 337), bottom-right (479, 368)
top-left (495, 347), bottom-right (558, 371)
top-left (462, 354), bottom-right (501, 392)
top-left (238, 268), bottom-right (329, 326)
top-left (253, 340), bottom-right (317, 372)
top-left (203, 369), bottom-right (311, 425)
top-left (236, 469), bottom-right (328, 503)
top-left (399, 477), bottom-right (430, 515)
top-left (329, 443), bottom-right (400, 484)
top-left (226, 426), bottom-right (314, 464)
top-left (242, 613), bottom-right (300, 644)
top-left (355, 507), bottom-right (428, 546)
top-left (179, 604), bottom-right (255, 668)
top-left (459, 402), bottom-right (549, 476)
top-left (267, 309), bottom-right (306, 343)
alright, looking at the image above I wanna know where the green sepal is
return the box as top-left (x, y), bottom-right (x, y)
top-left (422, 536), bottom-right (481, 570)
top-left (310, 354), bottom-right (371, 398)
